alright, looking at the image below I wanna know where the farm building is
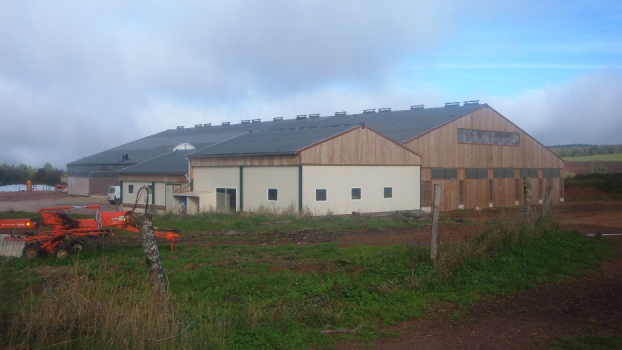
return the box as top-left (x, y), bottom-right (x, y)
top-left (67, 101), bottom-right (564, 213)
top-left (118, 149), bottom-right (194, 214)
top-left (180, 123), bottom-right (421, 215)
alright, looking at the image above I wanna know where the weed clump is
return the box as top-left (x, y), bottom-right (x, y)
top-left (1, 259), bottom-right (191, 350)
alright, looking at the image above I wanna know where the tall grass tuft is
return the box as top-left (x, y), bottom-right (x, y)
top-left (1, 259), bottom-right (191, 350)
top-left (433, 212), bottom-right (559, 279)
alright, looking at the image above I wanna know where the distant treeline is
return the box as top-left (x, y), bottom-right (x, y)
top-left (547, 144), bottom-right (622, 157)
top-left (0, 163), bottom-right (65, 186)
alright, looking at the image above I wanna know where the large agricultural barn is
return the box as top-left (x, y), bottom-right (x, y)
top-left (67, 102), bottom-right (565, 213)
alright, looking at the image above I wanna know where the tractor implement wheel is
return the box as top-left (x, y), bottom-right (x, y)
top-left (69, 239), bottom-right (88, 252)
top-left (23, 244), bottom-right (42, 259)
top-left (54, 244), bottom-right (71, 259)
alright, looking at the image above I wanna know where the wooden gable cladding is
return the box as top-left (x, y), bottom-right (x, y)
top-left (119, 174), bottom-right (187, 183)
top-left (189, 155), bottom-right (300, 167)
top-left (403, 106), bottom-right (564, 169)
top-left (298, 126), bottom-right (421, 165)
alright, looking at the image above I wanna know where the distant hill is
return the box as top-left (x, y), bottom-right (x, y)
top-left (547, 144), bottom-right (622, 158)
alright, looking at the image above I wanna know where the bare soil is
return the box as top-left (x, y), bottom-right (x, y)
top-left (0, 191), bottom-right (119, 213)
top-left (565, 160), bottom-right (622, 174)
top-left (3, 189), bottom-right (622, 349)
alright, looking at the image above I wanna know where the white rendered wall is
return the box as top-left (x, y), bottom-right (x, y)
top-left (243, 166), bottom-right (299, 213)
top-left (302, 166), bottom-right (420, 215)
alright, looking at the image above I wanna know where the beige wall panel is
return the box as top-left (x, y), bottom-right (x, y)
top-left (193, 167), bottom-right (240, 211)
top-left (302, 166), bottom-right (420, 215)
top-left (68, 177), bottom-right (89, 196)
top-left (299, 127), bottom-right (421, 165)
top-left (119, 174), bottom-right (186, 183)
top-left (190, 155), bottom-right (299, 167)
top-left (404, 106), bottom-right (564, 169)
top-left (243, 166), bottom-right (299, 213)
top-left (122, 181), bottom-right (155, 206)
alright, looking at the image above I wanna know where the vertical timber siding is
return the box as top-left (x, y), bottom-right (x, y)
top-left (406, 106), bottom-right (564, 211)
top-left (299, 127), bottom-right (421, 165)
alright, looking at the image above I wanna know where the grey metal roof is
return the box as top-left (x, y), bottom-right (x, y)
top-left (68, 130), bottom-right (249, 166)
top-left (118, 149), bottom-right (194, 174)
top-left (189, 123), bottom-right (360, 157)
top-left (68, 103), bottom-right (485, 165)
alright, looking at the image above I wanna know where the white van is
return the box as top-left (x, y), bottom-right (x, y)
top-left (107, 186), bottom-right (121, 204)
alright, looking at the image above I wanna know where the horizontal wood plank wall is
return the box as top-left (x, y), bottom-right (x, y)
top-left (403, 106), bottom-right (565, 169)
top-left (299, 127), bottom-right (421, 165)
top-left (119, 174), bottom-right (186, 183)
top-left (189, 155), bottom-right (300, 167)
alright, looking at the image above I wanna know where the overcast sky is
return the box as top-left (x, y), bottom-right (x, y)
top-left (1, 1), bottom-right (621, 169)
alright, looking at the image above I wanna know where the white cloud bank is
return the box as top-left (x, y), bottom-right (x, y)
top-left (489, 69), bottom-right (622, 146)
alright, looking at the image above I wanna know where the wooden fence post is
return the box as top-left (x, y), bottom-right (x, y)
top-left (138, 214), bottom-right (167, 301)
top-left (430, 184), bottom-right (441, 261)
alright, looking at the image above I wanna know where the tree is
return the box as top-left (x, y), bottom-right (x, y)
top-left (32, 163), bottom-right (64, 186)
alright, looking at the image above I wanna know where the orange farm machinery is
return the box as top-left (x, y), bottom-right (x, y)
top-left (2, 205), bottom-right (182, 259)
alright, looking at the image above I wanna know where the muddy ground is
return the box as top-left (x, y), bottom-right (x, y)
top-left (2, 188), bottom-right (621, 349)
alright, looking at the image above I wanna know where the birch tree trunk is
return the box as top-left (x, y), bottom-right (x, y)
top-left (138, 213), bottom-right (167, 300)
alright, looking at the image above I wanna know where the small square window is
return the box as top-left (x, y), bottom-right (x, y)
top-left (128, 184), bottom-right (134, 194)
top-left (316, 189), bottom-right (327, 202)
top-left (351, 188), bottom-right (361, 200)
top-left (267, 188), bottom-right (278, 201)
top-left (384, 187), bottom-right (393, 199)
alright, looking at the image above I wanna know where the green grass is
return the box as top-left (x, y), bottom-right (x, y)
top-left (563, 154), bottom-right (622, 162)
top-left (151, 211), bottom-right (440, 234)
top-left (0, 210), bottom-right (443, 235)
top-left (0, 218), bottom-right (616, 349)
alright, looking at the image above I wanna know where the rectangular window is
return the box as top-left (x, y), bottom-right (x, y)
top-left (466, 168), bottom-right (488, 179)
top-left (476, 130), bottom-right (489, 144)
top-left (432, 168), bottom-right (457, 180)
top-left (315, 189), bottom-right (327, 202)
top-left (493, 131), bottom-right (504, 145)
top-left (383, 187), bottom-right (392, 199)
top-left (494, 168), bottom-right (515, 179)
top-left (431, 168), bottom-right (445, 180)
top-left (520, 168), bottom-right (538, 178)
top-left (351, 188), bottom-right (362, 200)
top-left (543, 168), bottom-right (561, 178)
top-left (128, 184), bottom-right (134, 194)
top-left (458, 128), bottom-right (519, 146)
top-left (267, 188), bottom-right (278, 201)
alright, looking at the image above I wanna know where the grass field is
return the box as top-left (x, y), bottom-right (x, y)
top-left (563, 153), bottom-right (622, 162)
top-left (0, 214), bottom-right (615, 349)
